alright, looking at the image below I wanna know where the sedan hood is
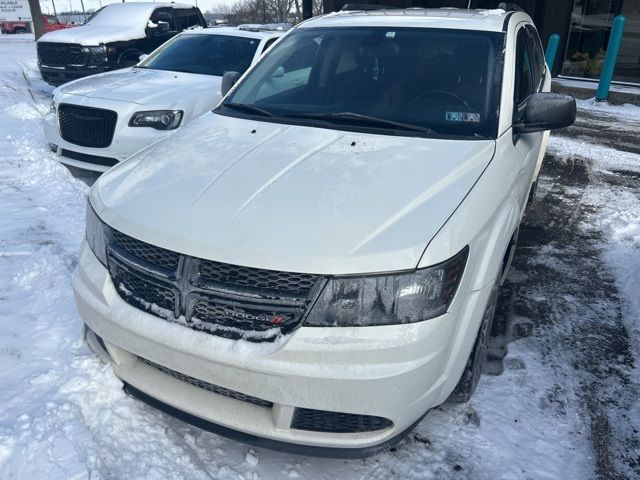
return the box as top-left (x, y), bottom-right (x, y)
top-left (60, 68), bottom-right (221, 105)
top-left (92, 114), bottom-right (495, 274)
top-left (38, 24), bottom-right (144, 45)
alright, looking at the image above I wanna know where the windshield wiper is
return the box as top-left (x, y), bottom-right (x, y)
top-left (223, 103), bottom-right (274, 117)
top-left (283, 112), bottom-right (436, 134)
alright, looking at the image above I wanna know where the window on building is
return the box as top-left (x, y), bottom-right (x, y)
top-left (562, 0), bottom-right (640, 85)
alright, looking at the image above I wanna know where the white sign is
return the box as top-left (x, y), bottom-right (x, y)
top-left (0, 0), bottom-right (32, 22)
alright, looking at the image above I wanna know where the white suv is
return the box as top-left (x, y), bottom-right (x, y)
top-left (73, 9), bottom-right (575, 456)
top-left (45, 27), bottom-right (282, 172)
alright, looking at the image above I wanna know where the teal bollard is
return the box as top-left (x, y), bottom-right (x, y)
top-left (545, 34), bottom-right (560, 71)
top-left (596, 15), bottom-right (627, 102)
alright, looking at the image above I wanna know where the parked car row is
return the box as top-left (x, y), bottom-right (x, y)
top-left (45, 5), bottom-right (576, 458)
top-left (46, 27), bottom-right (281, 171)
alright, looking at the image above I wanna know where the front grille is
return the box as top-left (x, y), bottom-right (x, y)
top-left (58, 104), bottom-right (117, 148)
top-left (38, 42), bottom-right (86, 66)
top-left (113, 231), bottom-right (180, 271)
top-left (291, 408), bottom-right (393, 433)
top-left (106, 228), bottom-right (324, 342)
top-left (199, 260), bottom-right (318, 297)
top-left (140, 357), bottom-right (272, 407)
top-left (115, 268), bottom-right (176, 314)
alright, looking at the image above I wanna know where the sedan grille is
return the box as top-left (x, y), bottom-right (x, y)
top-left (58, 104), bottom-right (117, 148)
top-left (38, 42), bottom-right (86, 66)
top-left (107, 229), bottom-right (325, 342)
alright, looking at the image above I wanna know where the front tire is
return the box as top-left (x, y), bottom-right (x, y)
top-left (448, 279), bottom-right (500, 403)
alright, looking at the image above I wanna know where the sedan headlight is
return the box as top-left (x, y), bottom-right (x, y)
top-left (305, 247), bottom-right (468, 327)
top-left (86, 202), bottom-right (109, 267)
top-left (129, 110), bottom-right (183, 130)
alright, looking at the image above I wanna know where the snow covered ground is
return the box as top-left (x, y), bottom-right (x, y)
top-left (0, 35), bottom-right (638, 479)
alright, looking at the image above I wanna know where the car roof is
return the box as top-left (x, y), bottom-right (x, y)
top-left (299, 8), bottom-right (519, 32)
top-left (183, 27), bottom-right (282, 39)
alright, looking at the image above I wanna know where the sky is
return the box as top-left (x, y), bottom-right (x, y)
top-left (38, 0), bottom-right (227, 15)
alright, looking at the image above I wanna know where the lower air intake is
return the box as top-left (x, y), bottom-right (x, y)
top-left (291, 408), bottom-right (392, 433)
top-left (140, 357), bottom-right (273, 408)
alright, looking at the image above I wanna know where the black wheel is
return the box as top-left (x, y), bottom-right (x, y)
top-left (448, 279), bottom-right (500, 403)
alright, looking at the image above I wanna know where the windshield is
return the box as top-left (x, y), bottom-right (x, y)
top-left (139, 33), bottom-right (260, 76)
top-left (221, 27), bottom-right (504, 139)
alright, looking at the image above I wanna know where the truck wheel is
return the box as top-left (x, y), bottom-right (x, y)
top-left (15, 28), bottom-right (27, 34)
top-left (448, 278), bottom-right (500, 403)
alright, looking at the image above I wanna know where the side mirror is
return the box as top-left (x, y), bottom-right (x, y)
top-left (271, 66), bottom-right (284, 78)
top-left (221, 71), bottom-right (241, 96)
top-left (156, 21), bottom-right (170, 32)
top-left (514, 92), bottom-right (576, 134)
top-left (139, 54), bottom-right (148, 62)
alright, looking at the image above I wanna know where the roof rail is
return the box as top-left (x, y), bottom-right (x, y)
top-left (340, 4), bottom-right (399, 11)
top-left (237, 23), bottom-right (292, 32)
top-left (498, 2), bottom-right (525, 12)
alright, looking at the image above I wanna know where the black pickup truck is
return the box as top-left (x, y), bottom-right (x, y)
top-left (36, 2), bottom-right (206, 86)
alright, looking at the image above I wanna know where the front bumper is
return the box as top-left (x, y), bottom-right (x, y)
top-left (73, 241), bottom-right (491, 455)
top-left (39, 63), bottom-right (112, 86)
top-left (44, 102), bottom-right (172, 172)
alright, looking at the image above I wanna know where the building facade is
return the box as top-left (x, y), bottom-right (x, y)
top-left (322, 0), bottom-right (640, 86)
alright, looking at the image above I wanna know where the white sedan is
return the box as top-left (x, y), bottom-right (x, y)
top-left (45, 27), bottom-right (281, 172)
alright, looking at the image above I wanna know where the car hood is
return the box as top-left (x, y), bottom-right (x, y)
top-left (92, 113), bottom-right (495, 275)
top-left (38, 24), bottom-right (144, 45)
top-left (59, 68), bottom-right (222, 105)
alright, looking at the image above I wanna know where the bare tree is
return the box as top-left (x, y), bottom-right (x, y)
top-left (214, 0), bottom-right (304, 25)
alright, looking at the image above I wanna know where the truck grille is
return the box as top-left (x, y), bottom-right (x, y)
top-left (38, 42), bottom-right (86, 67)
top-left (58, 104), bottom-right (117, 148)
top-left (106, 229), bottom-right (325, 342)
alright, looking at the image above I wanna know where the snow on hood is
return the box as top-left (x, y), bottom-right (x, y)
top-left (38, 3), bottom-right (192, 44)
top-left (59, 68), bottom-right (222, 105)
top-left (91, 113), bottom-right (496, 275)
top-left (38, 23), bottom-right (145, 45)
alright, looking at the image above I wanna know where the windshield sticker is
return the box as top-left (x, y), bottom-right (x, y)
top-left (385, 31), bottom-right (396, 38)
top-left (446, 112), bottom-right (481, 123)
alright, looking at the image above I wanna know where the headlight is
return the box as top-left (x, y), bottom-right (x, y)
top-left (49, 99), bottom-right (56, 114)
top-left (129, 110), bottom-right (183, 130)
top-left (305, 247), bottom-right (468, 327)
top-left (82, 45), bottom-right (106, 54)
top-left (86, 202), bottom-right (109, 267)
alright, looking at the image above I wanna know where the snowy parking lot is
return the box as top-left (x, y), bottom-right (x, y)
top-left (0, 34), bottom-right (639, 479)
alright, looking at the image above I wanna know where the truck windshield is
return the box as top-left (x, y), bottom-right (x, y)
top-left (138, 33), bottom-right (259, 76)
top-left (221, 27), bottom-right (505, 139)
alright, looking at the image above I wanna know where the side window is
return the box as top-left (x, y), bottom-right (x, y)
top-left (525, 25), bottom-right (546, 91)
top-left (514, 28), bottom-right (535, 107)
top-left (175, 8), bottom-right (202, 30)
top-left (149, 9), bottom-right (176, 32)
top-left (261, 38), bottom-right (278, 55)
